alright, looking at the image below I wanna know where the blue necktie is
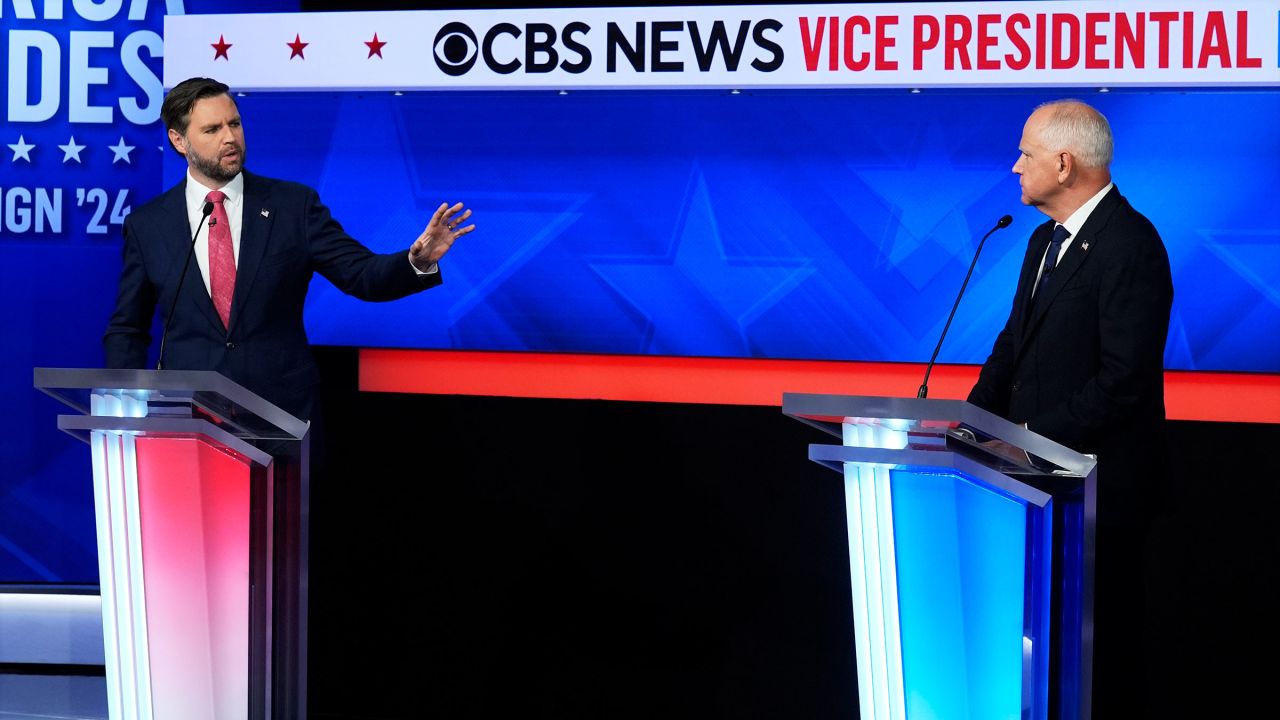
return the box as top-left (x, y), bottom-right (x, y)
top-left (1036, 224), bottom-right (1070, 298)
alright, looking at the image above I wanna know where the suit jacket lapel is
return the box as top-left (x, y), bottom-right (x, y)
top-left (1021, 186), bottom-right (1122, 340)
top-left (1017, 222), bottom-right (1053, 336)
top-left (160, 180), bottom-right (225, 333)
top-left (228, 172), bottom-right (274, 335)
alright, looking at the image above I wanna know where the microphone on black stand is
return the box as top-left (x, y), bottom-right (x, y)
top-left (156, 201), bottom-right (214, 370)
top-left (917, 214), bottom-right (1013, 399)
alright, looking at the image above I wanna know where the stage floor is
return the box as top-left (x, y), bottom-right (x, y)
top-left (0, 673), bottom-right (106, 719)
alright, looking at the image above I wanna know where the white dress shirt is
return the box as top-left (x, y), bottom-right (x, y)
top-left (1033, 182), bottom-right (1113, 292)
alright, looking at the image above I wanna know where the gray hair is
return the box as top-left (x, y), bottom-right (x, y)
top-left (1035, 99), bottom-right (1113, 169)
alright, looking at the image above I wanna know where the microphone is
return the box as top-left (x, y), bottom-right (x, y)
top-left (916, 214), bottom-right (1013, 399)
top-left (156, 200), bottom-right (214, 370)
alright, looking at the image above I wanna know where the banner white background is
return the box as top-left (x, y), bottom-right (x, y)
top-left (164, 1), bottom-right (1280, 91)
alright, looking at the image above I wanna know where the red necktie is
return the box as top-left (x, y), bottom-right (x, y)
top-left (206, 190), bottom-right (235, 329)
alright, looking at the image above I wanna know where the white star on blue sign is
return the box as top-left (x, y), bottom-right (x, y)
top-left (58, 136), bottom-right (86, 164)
top-left (108, 137), bottom-right (136, 164)
top-left (8, 136), bottom-right (35, 163)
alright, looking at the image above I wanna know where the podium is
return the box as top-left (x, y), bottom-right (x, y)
top-left (782, 394), bottom-right (1098, 720)
top-left (34, 368), bottom-right (311, 720)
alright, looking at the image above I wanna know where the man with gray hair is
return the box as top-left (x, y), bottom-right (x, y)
top-left (968, 99), bottom-right (1173, 715)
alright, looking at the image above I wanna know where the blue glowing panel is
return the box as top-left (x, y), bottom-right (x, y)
top-left (891, 468), bottom-right (1032, 720)
top-left (214, 89), bottom-right (1280, 372)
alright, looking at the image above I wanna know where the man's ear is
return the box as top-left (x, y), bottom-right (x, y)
top-left (1056, 151), bottom-right (1073, 182)
top-left (167, 128), bottom-right (186, 157)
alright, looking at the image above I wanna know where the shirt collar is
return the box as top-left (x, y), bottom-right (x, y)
top-left (1059, 182), bottom-right (1113, 238)
top-left (185, 170), bottom-right (244, 210)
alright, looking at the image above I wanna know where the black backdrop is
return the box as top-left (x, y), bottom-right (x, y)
top-left (307, 347), bottom-right (1278, 719)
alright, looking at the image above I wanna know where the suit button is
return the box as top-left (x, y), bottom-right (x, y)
top-left (226, 342), bottom-right (237, 349)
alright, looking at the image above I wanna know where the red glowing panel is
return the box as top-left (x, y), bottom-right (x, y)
top-left (134, 436), bottom-right (253, 719)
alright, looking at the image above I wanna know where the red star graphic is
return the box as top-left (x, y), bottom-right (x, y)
top-left (211, 35), bottom-right (232, 61)
top-left (287, 34), bottom-right (309, 60)
top-left (365, 33), bottom-right (387, 59)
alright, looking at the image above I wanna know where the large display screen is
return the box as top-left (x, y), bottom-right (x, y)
top-left (221, 87), bottom-right (1280, 372)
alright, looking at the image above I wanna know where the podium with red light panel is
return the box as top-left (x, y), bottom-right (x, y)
top-left (782, 393), bottom-right (1098, 720)
top-left (35, 368), bottom-right (311, 720)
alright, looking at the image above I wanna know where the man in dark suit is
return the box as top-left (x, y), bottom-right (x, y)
top-left (102, 76), bottom-right (475, 717)
top-left (968, 99), bottom-right (1173, 716)
top-left (103, 76), bottom-right (474, 421)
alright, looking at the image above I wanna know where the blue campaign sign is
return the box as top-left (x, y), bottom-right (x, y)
top-left (0, 0), bottom-right (297, 584)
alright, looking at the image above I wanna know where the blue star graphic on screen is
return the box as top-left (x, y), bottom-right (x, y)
top-left (588, 168), bottom-right (812, 356)
top-left (445, 195), bottom-right (589, 326)
top-left (850, 124), bottom-right (1010, 293)
top-left (1181, 227), bottom-right (1280, 371)
top-left (1201, 230), bottom-right (1280, 311)
top-left (282, 94), bottom-right (594, 351)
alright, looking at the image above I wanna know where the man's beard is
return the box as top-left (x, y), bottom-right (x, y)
top-left (187, 143), bottom-right (244, 184)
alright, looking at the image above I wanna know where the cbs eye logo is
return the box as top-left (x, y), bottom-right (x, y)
top-left (433, 22), bottom-right (479, 76)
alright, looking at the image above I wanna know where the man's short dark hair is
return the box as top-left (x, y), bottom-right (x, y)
top-left (161, 77), bottom-right (232, 138)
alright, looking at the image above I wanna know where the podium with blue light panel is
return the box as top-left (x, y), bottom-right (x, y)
top-left (782, 394), bottom-right (1097, 720)
top-left (34, 368), bottom-right (311, 720)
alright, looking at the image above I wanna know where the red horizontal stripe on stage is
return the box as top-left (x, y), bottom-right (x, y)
top-left (359, 349), bottom-right (1280, 424)
top-left (359, 350), bottom-right (977, 405)
top-left (1161, 370), bottom-right (1280, 424)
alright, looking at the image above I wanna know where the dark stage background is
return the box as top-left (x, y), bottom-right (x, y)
top-left (306, 347), bottom-right (1279, 719)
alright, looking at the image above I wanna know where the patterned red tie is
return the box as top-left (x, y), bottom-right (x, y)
top-left (206, 190), bottom-right (235, 329)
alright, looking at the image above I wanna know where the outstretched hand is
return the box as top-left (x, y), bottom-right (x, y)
top-left (409, 202), bottom-right (474, 271)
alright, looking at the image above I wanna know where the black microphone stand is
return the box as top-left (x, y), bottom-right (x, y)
top-left (917, 214), bottom-right (1013, 398)
top-left (156, 201), bottom-right (214, 370)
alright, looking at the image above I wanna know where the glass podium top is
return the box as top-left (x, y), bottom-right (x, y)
top-left (35, 368), bottom-right (309, 441)
top-left (782, 393), bottom-right (1097, 479)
